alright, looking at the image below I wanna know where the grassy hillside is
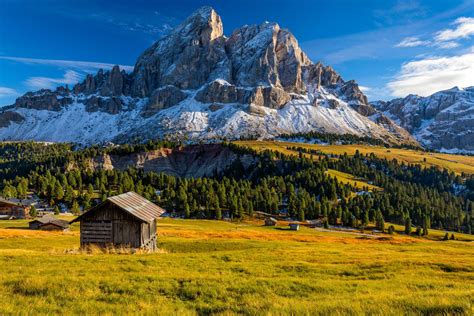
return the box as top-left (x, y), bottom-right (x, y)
top-left (326, 169), bottom-right (382, 192)
top-left (235, 140), bottom-right (474, 175)
top-left (0, 219), bottom-right (473, 315)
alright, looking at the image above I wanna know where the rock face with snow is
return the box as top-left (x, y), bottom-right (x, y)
top-left (373, 87), bottom-right (474, 153)
top-left (0, 6), bottom-right (417, 146)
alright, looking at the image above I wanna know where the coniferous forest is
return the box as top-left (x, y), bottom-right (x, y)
top-left (0, 141), bottom-right (473, 235)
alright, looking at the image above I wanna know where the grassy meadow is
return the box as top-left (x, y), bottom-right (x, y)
top-left (0, 218), bottom-right (473, 315)
top-left (235, 140), bottom-right (474, 175)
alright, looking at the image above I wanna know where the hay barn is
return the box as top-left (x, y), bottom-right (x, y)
top-left (29, 215), bottom-right (69, 231)
top-left (70, 192), bottom-right (165, 250)
top-left (0, 198), bottom-right (30, 219)
top-left (264, 217), bottom-right (278, 226)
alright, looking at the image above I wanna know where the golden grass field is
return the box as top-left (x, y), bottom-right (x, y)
top-left (235, 140), bottom-right (474, 175)
top-left (326, 169), bottom-right (382, 191)
top-left (0, 218), bottom-right (473, 315)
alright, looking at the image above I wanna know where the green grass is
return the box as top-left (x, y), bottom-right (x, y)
top-left (327, 169), bottom-right (382, 192)
top-left (0, 219), bottom-right (473, 315)
top-left (235, 140), bottom-right (474, 175)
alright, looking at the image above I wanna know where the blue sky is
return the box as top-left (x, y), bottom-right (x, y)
top-left (0, 0), bottom-right (473, 106)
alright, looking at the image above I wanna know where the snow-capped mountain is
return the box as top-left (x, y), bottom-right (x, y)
top-left (0, 6), bottom-right (416, 146)
top-left (373, 87), bottom-right (474, 153)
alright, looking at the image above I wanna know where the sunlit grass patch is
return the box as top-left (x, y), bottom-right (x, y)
top-left (235, 140), bottom-right (474, 175)
top-left (0, 218), bottom-right (472, 314)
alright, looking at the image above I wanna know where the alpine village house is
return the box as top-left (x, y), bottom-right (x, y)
top-left (0, 198), bottom-right (31, 219)
top-left (70, 192), bottom-right (165, 251)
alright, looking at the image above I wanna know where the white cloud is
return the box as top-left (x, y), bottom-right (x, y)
top-left (436, 41), bottom-right (460, 49)
top-left (0, 56), bottom-right (134, 73)
top-left (387, 48), bottom-right (474, 97)
top-left (0, 87), bottom-right (19, 98)
top-left (396, 36), bottom-right (431, 47)
top-left (358, 86), bottom-right (371, 92)
top-left (25, 70), bottom-right (83, 90)
top-left (435, 16), bottom-right (474, 42)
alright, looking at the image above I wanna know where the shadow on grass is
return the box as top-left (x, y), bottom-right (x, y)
top-left (5, 227), bottom-right (31, 230)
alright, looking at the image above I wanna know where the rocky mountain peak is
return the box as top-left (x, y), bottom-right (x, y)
top-left (373, 86), bottom-right (474, 153)
top-left (0, 6), bottom-right (418, 147)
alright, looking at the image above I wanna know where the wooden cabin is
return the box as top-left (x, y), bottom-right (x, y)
top-left (264, 217), bottom-right (278, 226)
top-left (39, 220), bottom-right (70, 231)
top-left (29, 215), bottom-right (69, 231)
top-left (70, 192), bottom-right (165, 250)
top-left (289, 223), bottom-right (300, 231)
top-left (0, 198), bottom-right (30, 219)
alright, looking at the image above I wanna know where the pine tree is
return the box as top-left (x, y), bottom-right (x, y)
top-left (375, 210), bottom-right (385, 232)
top-left (299, 208), bottom-right (305, 222)
top-left (404, 217), bottom-right (412, 235)
top-left (184, 202), bottom-right (191, 219)
top-left (363, 211), bottom-right (369, 227)
top-left (29, 205), bottom-right (37, 217)
top-left (71, 200), bottom-right (81, 215)
top-left (422, 216), bottom-right (429, 236)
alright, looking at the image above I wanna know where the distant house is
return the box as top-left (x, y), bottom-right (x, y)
top-left (70, 192), bottom-right (165, 251)
top-left (0, 198), bottom-right (31, 219)
top-left (264, 217), bottom-right (278, 226)
top-left (289, 223), bottom-right (300, 231)
top-left (29, 215), bottom-right (70, 231)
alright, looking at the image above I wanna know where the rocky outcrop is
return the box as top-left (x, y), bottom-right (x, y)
top-left (132, 6), bottom-right (229, 96)
top-left (225, 22), bottom-right (311, 92)
top-left (85, 96), bottom-right (123, 114)
top-left (195, 80), bottom-right (248, 104)
top-left (74, 144), bottom-right (256, 178)
top-left (141, 86), bottom-right (187, 117)
top-left (304, 62), bottom-right (343, 90)
top-left (373, 87), bottom-right (474, 152)
top-left (0, 111), bottom-right (24, 128)
top-left (248, 86), bottom-right (291, 109)
top-left (73, 67), bottom-right (131, 96)
top-left (13, 89), bottom-right (73, 111)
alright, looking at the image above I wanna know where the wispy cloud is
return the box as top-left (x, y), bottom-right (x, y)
top-left (436, 41), bottom-right (460, 49)
top-left (25, 70), bottom-right (83, 90)
top-left (396, 36), bottom-right (431, 47)
top-left (0, 87), bottom-right (19, 98)
top-left (435, 17), bottom-right (474, 42)
top-left (387, 47), bottom-right (474, 97)
top-left (88, 12), bottom-right (174, 36)
top-left (0, 56), bottom-right (134, 73)
top-left (395, 16), bottom-right (474, 50)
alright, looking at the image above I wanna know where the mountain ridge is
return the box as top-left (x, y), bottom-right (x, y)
top-left (373, 86), bottom-right (474, 153)
top-left (0, 6), bottom-right (416, 146)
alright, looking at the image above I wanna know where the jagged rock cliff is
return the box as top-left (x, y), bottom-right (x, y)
top-left (0, 6), bottom-right (416, 146)
top-left (373, 87), bottom-right (474, 153)
top-left (68, 144), bottom-right (256, 178)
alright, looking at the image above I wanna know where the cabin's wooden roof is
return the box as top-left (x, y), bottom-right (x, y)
top-left (0, 198), bottom-right (23, 207)
top-left (71, 192), bottom-right (165, 224)
top-left (30, 215), bottom-right (55, 224)
top-left (31, 215), bottom-right (70, 228)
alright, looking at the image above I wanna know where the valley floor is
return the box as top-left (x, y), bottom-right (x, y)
top-left (0, 219), bottom-right (473, 315)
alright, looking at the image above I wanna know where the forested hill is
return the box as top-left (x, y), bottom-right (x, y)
top-left (0, 141), bottom-right (473, 235)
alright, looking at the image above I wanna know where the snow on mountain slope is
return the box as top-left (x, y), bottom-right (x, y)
top-left (373, 87), bottom-right (474, 153)
top-left (0, 6), bottom-right (417, 146)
